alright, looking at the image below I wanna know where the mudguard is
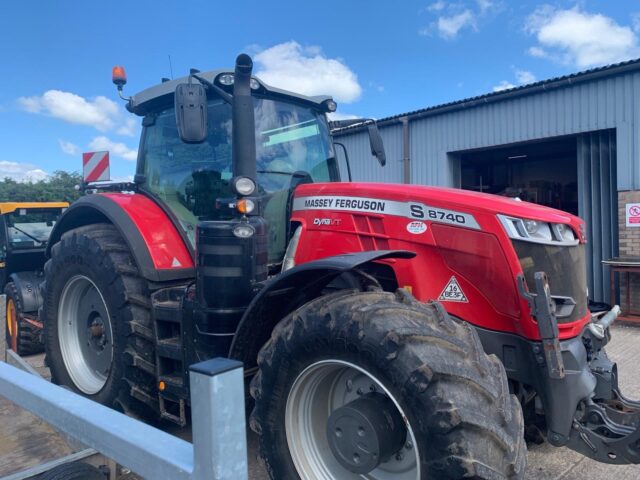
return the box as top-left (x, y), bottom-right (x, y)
top-left (47, 193), bottom-right (194, 283)
top-left (8, 271), bottom-right (44, 313)
top-left (228, 249), bottom-right (415, 367)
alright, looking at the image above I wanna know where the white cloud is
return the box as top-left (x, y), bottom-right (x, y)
top-left (58, 139), bottom-right (80, 156)
top-left (428, 1), bottom-right (446, 12)
top-left (254, 41), bottom-right (362, 103)
top-left (327, 112), bottom-right (360, 121)
top-left (18, 90), bottom-right (120, 131)
top-left (0, 160), bottom-right (48, 182)
top-left (493, 80), bottom-right (516, 92)
top-left (515, 69), bottom-right (536, 84)
top-left (528, 46), bottom-right (548, 58)
top-left (116, 117), bottom-right (137, 137)
top-left (17, 90), bottom-right (138, 137)
top-left (476, 0), bottom-right (493, 13)
top-left (525, 6), bottom-right (640, 68)
top-left (437, 10), bottom-right (476, 39)
top-left (493, 68), bottom-right (536, 93)
top-left (89, 136), bottom-right (138, 161)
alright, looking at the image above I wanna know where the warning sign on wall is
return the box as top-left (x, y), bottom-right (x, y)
top-left (438, 276), bottom-right (468, 303)
top-left (626, 203), bottom-right (640, 227)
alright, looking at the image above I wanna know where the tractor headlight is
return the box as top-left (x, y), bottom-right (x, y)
top-left (233, 223), bottom-right (255, 238)
top-left (498, 215), bottom-right (578, 246)
top-left (522, 219), bottom-right (552, 242)
top-left (232, 176), bottom-right (256, 196)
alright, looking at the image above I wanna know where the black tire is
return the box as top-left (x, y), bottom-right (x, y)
top-left (37, 461), bottom-right (105, 480)
top-left (43, 224), bottom-right (157, 417)
top-left (5, 281), bottom-right (43, 355)
top-left (250, 289), bottom-right (526, 479)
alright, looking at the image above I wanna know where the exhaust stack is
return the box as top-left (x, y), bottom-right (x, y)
top-left (232, 54), bottom-right (257, 180)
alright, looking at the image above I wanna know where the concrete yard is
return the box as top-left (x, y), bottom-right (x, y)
top-left (2, 324), bottom-right (640, 479)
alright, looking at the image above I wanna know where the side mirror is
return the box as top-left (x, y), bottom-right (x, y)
top-left (367, 124), bottom-right (386, 166)
top-left (175, 82), bottom-right (208, 143)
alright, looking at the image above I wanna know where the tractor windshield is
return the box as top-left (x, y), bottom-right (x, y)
top-left (140, 96), bottom-right (336, 264)
top-left (6, 209), bottom-right (60, 248)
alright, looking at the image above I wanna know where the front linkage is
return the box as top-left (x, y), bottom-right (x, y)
top-left (523, 271), bottom-right (640, 464)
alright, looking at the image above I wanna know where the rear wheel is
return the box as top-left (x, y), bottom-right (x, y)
top-left (250, 289), bottom-right (526, 479)
top-left (43, 224), bottom-right (157, 417)
top-left (5, 282), bottom-right (42, 355)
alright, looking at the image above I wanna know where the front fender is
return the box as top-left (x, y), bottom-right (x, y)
top-left (228, 249), bottom-right (415, 367)
top-left (47, 194), bottom-right (194, 283)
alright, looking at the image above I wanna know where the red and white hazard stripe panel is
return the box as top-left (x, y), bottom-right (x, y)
top-left (82, 151), bottom-right (110, 182)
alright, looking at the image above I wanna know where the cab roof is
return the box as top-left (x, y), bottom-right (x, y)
top-left (0, 202), bottom-right (69, 214)
top-left (127, 68), bottom-right (333, 116)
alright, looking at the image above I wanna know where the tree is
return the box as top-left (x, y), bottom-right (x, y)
top-left (0, 171), bottom-right (83, 203)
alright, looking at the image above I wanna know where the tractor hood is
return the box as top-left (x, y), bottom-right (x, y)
top-left (293, 182), bottom-right (581, 226)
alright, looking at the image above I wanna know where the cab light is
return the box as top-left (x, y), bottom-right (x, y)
top-left (218, 73), bottom-right (234, 85)
top-left (323, 99), bottom-right (337, 112)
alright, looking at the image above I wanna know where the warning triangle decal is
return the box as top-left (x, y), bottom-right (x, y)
top-left (438, 276), bottom-right (468, 303)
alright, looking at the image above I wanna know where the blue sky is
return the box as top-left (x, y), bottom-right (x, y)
top-left (1, 0), bottom-right (639, 181)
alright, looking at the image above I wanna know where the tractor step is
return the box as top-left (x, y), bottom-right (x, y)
top-left (152, 287), bottom-right (189, 426)
top-left (153, 300), bottom-right (181, 323)
top-left (156, 337), bottom-right (182, 360)
top-left (159, 395), bottom-right (187, 426)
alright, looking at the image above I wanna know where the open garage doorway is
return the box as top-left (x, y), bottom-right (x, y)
top-left (457, 131), bottom-right (617, 303)
top-left (460, 136), bottom-right (578, 214)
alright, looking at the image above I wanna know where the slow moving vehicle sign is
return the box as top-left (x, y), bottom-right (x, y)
top-left (82, 151), bottom-right (110, 182)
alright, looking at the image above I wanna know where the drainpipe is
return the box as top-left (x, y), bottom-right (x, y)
top-left (401, 116), bottom-right (411, 184)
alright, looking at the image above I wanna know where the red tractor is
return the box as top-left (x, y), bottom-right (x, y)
top-left (42, 55), bottom-right (640, 479)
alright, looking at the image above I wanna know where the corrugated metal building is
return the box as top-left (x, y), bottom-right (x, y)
top-left (333, 59), bottom-right (640, 304)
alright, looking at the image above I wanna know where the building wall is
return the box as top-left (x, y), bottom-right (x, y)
top-left (618, 191), bottom-right (640, 314)
top-left (335, 70), bottom-right (640, 191)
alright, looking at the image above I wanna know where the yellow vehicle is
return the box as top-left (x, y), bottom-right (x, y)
top-left (1, 202), bottom-right (68, 354)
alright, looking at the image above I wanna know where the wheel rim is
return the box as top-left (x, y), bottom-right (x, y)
top-left (7, 298), bottom-right (17, 352)
top-left (286, 359), bottom-right (420, 480)
top-left (58, 275), bottom-right (113, 394)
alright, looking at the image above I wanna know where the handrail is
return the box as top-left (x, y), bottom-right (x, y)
top-left (0, 357), bottom-right (248, 480)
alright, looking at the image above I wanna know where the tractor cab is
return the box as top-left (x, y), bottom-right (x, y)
top-left (0, 203), bottom-right (67, 288)
top-left (137, 93), bottom-right (336, 265)
top-left (116, 62), bottom-right (384, 269)
top-left (0, 202), bottom-right (67, 355)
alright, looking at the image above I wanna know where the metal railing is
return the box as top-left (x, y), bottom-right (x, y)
top-left (0, 356), bottom-right (248, 480)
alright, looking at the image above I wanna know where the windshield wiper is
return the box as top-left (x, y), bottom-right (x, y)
top-left (10, 225), bottom-right (45, 245)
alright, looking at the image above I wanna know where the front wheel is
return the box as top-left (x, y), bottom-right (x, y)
top-left (250, 289), bottom-right (526, 479)
top-left (43, 224), bottom-right (157, 417)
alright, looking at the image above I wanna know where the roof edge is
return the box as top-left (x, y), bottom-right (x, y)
top-left (334, 57), bottom-right (640, 135)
